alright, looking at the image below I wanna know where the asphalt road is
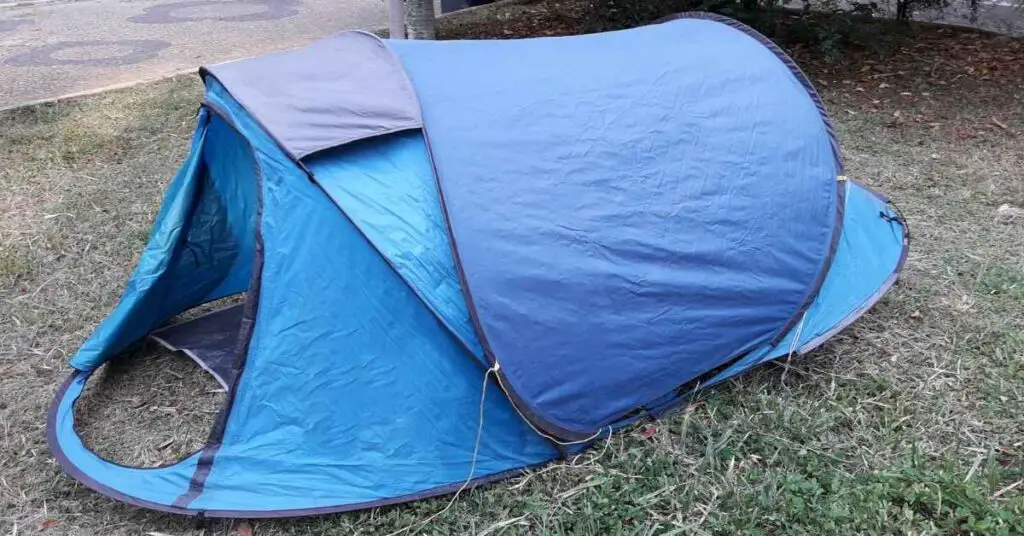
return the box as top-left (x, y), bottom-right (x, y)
top-left (0, 0), bottom-right (387, 109)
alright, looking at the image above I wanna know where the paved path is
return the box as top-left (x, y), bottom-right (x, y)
top-left (783, 0), bottom-right (1024, 36)
top-left (0, 0), bottom-right (386, 109)
top-left (1, 0), bottom-right (1018, 109)
top-left (917, 0), bottom-right (1024, 36)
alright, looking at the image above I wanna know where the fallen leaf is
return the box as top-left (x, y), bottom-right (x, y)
top-left (992, 479), bottom-right (1023, 498)
top-left (996, 204), bottom-right (1023, 224)
top-left (156, 438), bottom-right (174, 450)
top-left (0, 365), bottom-right (17, 379)
top-left (640, 426), bottom-right (657, 440)
top-left (991, 117), bottom-right (1009, 131)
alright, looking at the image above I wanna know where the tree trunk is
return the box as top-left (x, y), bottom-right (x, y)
top-left (388, 0), bottom-right (406, 39)
top-left (406, 0), bottom-right (436, 40)
top-left (895, 0), bottom-right (912, 21)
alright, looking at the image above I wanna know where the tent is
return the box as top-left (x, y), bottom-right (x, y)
top-left (48, 13), bottom-right (908, 517)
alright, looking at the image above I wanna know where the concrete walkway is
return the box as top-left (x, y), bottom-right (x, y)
top-left (1, 0), bottom-right (1019, 110)
top-left (0, 0), bottom-right (386, 109)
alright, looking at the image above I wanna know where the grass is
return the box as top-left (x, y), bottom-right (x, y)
top-left (1, 11), bottom-right (1023, 536)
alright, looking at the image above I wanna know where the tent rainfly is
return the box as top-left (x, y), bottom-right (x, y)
top-left (48, 13), bottom-right (909, 517)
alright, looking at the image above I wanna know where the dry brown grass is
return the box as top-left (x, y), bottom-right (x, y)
top-left (1, 18), bottom-right (1022, 536)
top-left (74, 344), bottom-right (223, 469)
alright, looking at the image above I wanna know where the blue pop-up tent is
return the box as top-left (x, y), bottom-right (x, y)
top-left (48, 13), bottom-right (908, 517)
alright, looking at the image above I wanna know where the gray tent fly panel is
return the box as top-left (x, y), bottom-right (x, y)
top-left (48, 14), bottom-right (908, 516)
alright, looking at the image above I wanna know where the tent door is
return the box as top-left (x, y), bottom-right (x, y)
top-left (149, 303), bottom-right (245, 391)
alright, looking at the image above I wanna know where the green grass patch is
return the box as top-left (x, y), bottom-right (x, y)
top-left (1, 16), bottom-right (1022, 536)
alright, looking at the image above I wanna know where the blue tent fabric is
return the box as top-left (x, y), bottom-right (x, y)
top-left (388, 18), bottom-right (841, 438)
top-left (48, 13), bottom-right (909, 517)
top-left (306, 132), bottom-right (485, 360)
top-left (645, 179), bottom-right (909, 418)
top-left (194, 82), bottom-right (557, 511)
top-left (68, 109), bottom-right (258, 373)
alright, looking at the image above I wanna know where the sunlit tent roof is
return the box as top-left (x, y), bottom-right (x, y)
top-left (48, 13), bottom-right (908, 517)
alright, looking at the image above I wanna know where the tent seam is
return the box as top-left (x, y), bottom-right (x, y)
top-left (414, 119), bottom-right (591, 443)
top-left (654, 12), bottom-right (848, 349)
top-left (427, 12), bottom-right (854, 440)
top-left (796, 180), bottom-right (910, 353)
top-left (47, 367), bottom-right (549, 517)
top-left (197, 31), bottom-right (424, 163)
top-left (377, 35), bottom-right (581, 443)
top-left (204, 36), bottom-right (485, 363)
top-left (171, 99), bottom-right (266, 511)
top-left (654, 11), bottom-right (844, 173)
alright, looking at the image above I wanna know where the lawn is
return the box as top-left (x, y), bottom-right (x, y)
top-left (1, 4), bottom-right (1022, 535)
